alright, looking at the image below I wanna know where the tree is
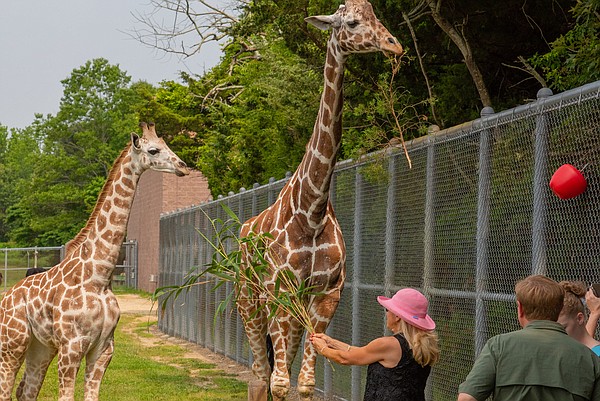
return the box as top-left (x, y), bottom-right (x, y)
top-left (195, 35), bottom-right (322, 195)
top-left (9, 59), bottom-right (144, 246)
top-left (130, 0), bottom-right (242, 58)
top-left (130, 0), bottom-right (585, 196)
top-left (0, 124), bottom-right (12, 242)
top-left (422, 0), bottom-right (491, 107)
top-left (0, 124), bottom-right (43, 244)
top-left (529, 0), bottom-right (600, 90)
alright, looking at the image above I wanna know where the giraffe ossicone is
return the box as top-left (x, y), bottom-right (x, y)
top-left (236, 1), bottom-right (402, 400)
top-left (0, 122), bottom-right (188, 401)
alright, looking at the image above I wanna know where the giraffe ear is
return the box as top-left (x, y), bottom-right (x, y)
top-left (305, 15), bottom-right (339, 30)
top-left (131, 132), bottom-right (141, 150)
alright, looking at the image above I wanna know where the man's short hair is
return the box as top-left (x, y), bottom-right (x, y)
top-left (515, 275), bottom-right (564, 321)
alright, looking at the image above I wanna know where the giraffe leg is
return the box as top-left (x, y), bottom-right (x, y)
top-left (57, 342), bottom-right (86, 401)
top-left (0, 306), bottom-right (30, 401)
top-left (83, 337), bottom-right (114, 401)
top-left (286, 319), bottom-right (308, 398)
top-left (15, 338), bottom-right (57, 401)
top-left (0, 351), bottom-right (25, 401)
top-left (269, 317), bottom-right (293, 401)
top-left (285, 319), bottom-right (304, 374)
top-left (297, 289), bottom-right (342, 401)
top-left (237, 290), bottom-right (271, 385)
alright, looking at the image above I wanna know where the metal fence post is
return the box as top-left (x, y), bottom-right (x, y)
top-left (384, 154), bottom-right (398, 335)
top-left (197, 209), bottom-right (206, 346)
top-left (3, 249), bottom-right (7, 292)
top-left (268, 177), bottom-right (276, 205)
top-left (475, 106), bottom-right (495, 355)
top-left (351, 171), bottom-right (363, 401)
top-left (222, 197), bottom-right (232, 357)
top-left (324, 175), bottom-right (336, 397)
top-left (532, 88), bottom-right (553, 276)
top-left (244, 184), bottom-right (258, 366)
top-left (213, 202), bottom-right (220, 351)
top-left (422, 126), bottom-right (438, 401)
top-left (423, 125), bottom-right (439, 294)
top-left (237, 188), bottom-right (247, 363)
top-left (252, 183), bottom-right (260, 216)
top-left (184, 212), bottom-right (192, 340)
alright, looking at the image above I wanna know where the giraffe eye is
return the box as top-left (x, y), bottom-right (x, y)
top-left (347, 20), bottom-right (359, 28)
top-left (148, 148), bottom-right (160, 156)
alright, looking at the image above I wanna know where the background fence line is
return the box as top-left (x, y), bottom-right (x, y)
top-left (0, 246), bottom-right (64, 292)
top-left (159, 80), bottom-right (600, 400)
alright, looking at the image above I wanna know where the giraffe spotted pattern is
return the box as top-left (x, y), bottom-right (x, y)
top-left (236, 1), bottom-right (403, 400)
top-left (0, 123), bottom-right (188, 401)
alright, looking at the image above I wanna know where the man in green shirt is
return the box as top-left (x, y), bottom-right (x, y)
top-left (458, 275), bottom-right (600, 401)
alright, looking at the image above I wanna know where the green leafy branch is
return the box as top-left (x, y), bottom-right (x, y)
top-left (153, 205), bottom-right (321, 334)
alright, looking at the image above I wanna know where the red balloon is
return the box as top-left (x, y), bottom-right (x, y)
top-left (550, 164), bottom-right (587, 199)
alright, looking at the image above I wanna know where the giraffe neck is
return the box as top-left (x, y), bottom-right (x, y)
top-left (291, 38), bottom-right (347, 229)
top-left (66, 144), bottom-right (142, 281)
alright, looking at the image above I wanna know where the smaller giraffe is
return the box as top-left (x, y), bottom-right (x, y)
top-left (0, 123), bottom-right (188, 401)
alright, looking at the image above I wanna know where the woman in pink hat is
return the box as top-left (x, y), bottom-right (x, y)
top-left (310, 288), bottom-right (439, 401)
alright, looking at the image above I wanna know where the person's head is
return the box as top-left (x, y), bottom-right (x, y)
top-left (378, 288), bottom-right (435, 331)
top-left (558, 281), bottom-right (588, 336)
top-left (515, 275), bottom-right (564, 324)
top-left (377, 288), bottom-right (439, 366)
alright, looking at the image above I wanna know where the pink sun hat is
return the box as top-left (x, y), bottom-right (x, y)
top-left (377, 288), bottom-right (436, 331)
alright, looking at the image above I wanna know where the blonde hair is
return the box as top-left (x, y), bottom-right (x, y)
top-left (559, 280), bottom-right (587, 318)
top-left (399, 319), bottom-right (440, 367)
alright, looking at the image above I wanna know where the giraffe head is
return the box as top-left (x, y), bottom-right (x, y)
top-left (132, 122), bottom-right (189, 176)
top-left (305, 0), bottom-right (403, 56)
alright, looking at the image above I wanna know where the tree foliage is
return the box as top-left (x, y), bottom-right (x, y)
top-left (0, 59), bottom-right (155, 246)
top-left (129, 0), bottom-right (590, 197)
top-left (529, 0), bottom-right (600, 91)
top-left (0, 0), bottom-right (597, 246)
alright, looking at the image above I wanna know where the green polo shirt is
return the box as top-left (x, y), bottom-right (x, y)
top-left (459, 320), bottom-right (600, 401)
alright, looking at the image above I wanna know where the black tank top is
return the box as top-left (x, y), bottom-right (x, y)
top-left (363, 334), bottom-right (431, 401)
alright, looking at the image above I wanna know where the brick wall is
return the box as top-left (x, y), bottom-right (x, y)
top-left (127, 169), bottom-right (211, 293)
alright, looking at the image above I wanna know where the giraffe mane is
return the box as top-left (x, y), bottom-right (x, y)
top-left (64, 143), bottom-right (133, 256)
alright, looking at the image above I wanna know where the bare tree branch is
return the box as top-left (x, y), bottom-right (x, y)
top-left (424, 0), bottom-right (492, 108)
top-left (198, 83), bottom-right (245, 108)
top-left (402, 12), bottom-right (439, 126)
top-left (228, 39), bottom-right (261, 75)
top-left (129, 0), bottom-right (242, 58)
top-left (382, 56), bottom-right (432, 169)
top-left (501, 56), bottom-right (548, 88)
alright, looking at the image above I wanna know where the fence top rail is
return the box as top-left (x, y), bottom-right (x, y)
top-left (337, 80), bottom-right (600, 171)
top-left (0, 246), bottom-right (64, 252)
top-left (161, 80), bottom-right (600, 218)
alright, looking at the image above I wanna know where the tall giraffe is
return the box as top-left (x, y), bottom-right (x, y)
top-left (237, 1), bottom-right (403, 399)
top-left (0, 123), bottom-right (188, 401)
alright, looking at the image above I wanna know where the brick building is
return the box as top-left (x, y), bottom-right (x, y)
top-left (127, 169), bottom-right (212, 293)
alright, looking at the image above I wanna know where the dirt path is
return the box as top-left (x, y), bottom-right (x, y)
top-left (116, 293), bottom-right (325, 401)
top-left (116, 294), bottom-right (256, 385)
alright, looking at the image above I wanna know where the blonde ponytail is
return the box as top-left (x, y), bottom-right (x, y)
top-left (399, 319), bottom-right (440, 367)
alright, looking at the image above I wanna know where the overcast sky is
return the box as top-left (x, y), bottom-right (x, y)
top-left (0, 0), bottom-right (223, 129)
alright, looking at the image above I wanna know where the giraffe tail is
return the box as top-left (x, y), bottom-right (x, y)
top-left (266, 334), bottom-right (274, 372)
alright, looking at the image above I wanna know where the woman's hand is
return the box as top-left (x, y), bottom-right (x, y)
top-left (311, 333), bottom-right (332, 343)
top-left (586, 288), bottom-right (600, 315)
top-left (310, 333), bottom-right (328, 354)
top-left (586, 288), bottom-right (600, 337)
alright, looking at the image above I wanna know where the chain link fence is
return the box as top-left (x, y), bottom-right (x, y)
top-left (158, 80), bottom-right (600, 401)
top-left (0, 242), bottom-right (138, 292)
top-left (112, 240), bottom-right (139, 289)
top-left (0, 246), bottom-right (65, 291)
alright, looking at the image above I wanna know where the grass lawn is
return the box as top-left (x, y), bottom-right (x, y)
top-left (13, 314), bottom-right (247, 400)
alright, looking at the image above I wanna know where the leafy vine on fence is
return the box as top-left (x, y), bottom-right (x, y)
top-left (153, 205), bottom-right (321, 334)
